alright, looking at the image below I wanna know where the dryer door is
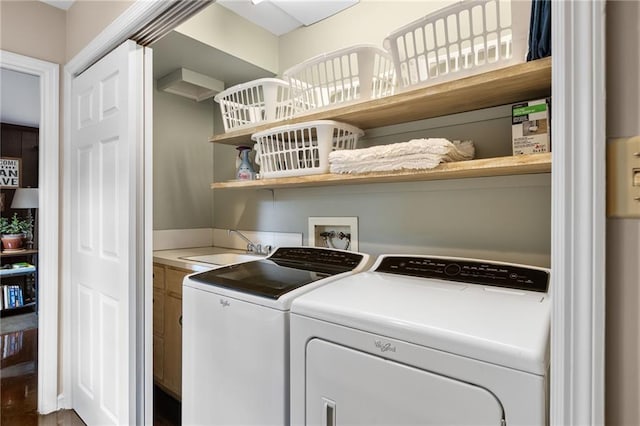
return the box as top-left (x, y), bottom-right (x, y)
top-left (306, 339), bottom-right (504, 425)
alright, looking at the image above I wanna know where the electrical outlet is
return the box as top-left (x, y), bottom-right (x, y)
top-left (308, 217), bottom-right (358, 251)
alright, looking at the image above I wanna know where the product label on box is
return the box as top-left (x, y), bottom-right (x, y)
top-left (512, 99), bottom-right (551, 155)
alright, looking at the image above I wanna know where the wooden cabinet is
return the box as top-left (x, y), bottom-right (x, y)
top-left (162, 293), bottom-right (183, 395)
top-left (153, 263), bottom-right (189, 400)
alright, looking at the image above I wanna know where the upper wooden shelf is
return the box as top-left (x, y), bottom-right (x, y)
top-left (210, 57), bottom-right (552, 146)
top-left (211, 153), bottom-right (551, 190)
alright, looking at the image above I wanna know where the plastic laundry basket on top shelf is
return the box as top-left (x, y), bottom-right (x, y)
top-left (214, 78), bottom-right (294, 132)
top-left (283, 44), bottom-right (396, 114)
top-left (253, 120), bottom-right (363, 179)
top-left (383, 0), bottom-right (531, 90)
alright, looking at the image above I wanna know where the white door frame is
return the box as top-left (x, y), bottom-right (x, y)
top-left (0, 50), bottom-right (60, 415)
top-left (60, 0), bottom-right (607, 423)
top-left (550, 1), bottom-right (606, 424)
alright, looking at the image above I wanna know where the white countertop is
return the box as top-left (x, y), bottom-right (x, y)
top-left (153, 246), bottom-right (262, 272)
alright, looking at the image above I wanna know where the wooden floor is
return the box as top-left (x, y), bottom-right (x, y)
top-left (0, 314), bottom-right (181, 425)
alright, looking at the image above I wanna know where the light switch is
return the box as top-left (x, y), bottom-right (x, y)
top-left (607, 136), bottom-right (640, 217)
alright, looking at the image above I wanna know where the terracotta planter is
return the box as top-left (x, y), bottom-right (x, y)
top-left (1, 233), bottom-right (25, 251)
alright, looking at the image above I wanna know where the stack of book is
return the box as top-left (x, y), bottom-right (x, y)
top-left (1, 284), bottom-right (25, 309)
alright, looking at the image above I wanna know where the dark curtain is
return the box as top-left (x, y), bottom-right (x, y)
top-left (527, 0), bottom-right (552, 61)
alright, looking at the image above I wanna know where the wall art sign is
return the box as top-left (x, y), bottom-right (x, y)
top-left (0, 157), bottom-right (21, 188)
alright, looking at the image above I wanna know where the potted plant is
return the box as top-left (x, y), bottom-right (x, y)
top-left (0, 213), bottom-right (33, 251)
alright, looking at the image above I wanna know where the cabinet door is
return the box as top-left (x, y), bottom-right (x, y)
top-left (163, 294), bottom-right (183, 398)
top-left (153, 264), bottom-right (165, 290)
top-left (153, 335), bottom-right (164, 382)
top-left (165, 267), bottom-right (186, 297)
top-left (153, 290), bottom-right (165, 336)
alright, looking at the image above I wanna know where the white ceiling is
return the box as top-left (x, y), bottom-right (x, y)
top-left (217, 0), bottom-right (359, 36)
top-left (0, 69), bottom-right (40, 128)
top-left (39, 0), bottom-right (75, 11)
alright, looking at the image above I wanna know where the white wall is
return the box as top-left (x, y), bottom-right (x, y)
top-left (153, 83), bottom-right (214, 230)
top-left (0, 68), bottom-right (40, 127)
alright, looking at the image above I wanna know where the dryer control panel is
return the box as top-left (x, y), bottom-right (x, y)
top-left (376, 256), bottom-right (549, 292)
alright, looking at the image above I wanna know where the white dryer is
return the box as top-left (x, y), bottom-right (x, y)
top-left (290, 255), bottom-right (550, 426)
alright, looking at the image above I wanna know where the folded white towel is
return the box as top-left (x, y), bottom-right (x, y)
top-left (329, 138), bottom-right (474, 174)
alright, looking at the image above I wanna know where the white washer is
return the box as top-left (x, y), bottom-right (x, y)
top-left (182, 247), bottom-right (370, 426)
top-left (290, 255), bottom-right (550, 426)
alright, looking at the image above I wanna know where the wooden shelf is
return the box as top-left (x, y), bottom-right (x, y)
top-left (210, 57), bottom-right (552, 146)
top-left (1, 249), bottom-right (38, 258)
top-left (211, 153), bottom-right (551, 190)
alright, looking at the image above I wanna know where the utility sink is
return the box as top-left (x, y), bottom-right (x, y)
top-left (180, 253), bottom-right (263, 266)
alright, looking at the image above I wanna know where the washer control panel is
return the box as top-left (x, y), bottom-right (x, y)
top-left (270, 247), bottom-right (364, 271)
top-left (376, 256), bottom-right (549, 292)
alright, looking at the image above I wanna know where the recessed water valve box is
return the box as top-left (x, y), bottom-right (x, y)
top-left (308, 217), bottom-right (358, 252)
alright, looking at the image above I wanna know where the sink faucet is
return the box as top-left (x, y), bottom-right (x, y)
top-left (228, 229), bottom-right (272, 255)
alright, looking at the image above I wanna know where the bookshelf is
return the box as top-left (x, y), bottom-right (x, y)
top-left (0, 250), bottom-right (37, 315)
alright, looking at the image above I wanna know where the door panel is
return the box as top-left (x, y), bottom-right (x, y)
top-left (163, 294), bottom-right (182, 397)
top-left (70, 40), bottom-right (143, 426)
top-left (153, 290), bottom-right (165, 335)
top-left (165, 268), bottom-right (185, 296)
top-left (153, 335), bottom-right (164, 381)
top-left (153, 265), bottom-right (165, 290)
top-left (306, 338), bottom-right (504, 425)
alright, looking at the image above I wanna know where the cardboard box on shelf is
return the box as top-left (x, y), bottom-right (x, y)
top-left (512, 98), bottom-right (551, 155)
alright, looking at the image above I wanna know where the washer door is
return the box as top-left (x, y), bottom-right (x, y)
top-left (306, 339), bottom-right (504, 425)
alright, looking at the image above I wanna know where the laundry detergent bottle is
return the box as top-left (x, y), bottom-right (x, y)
top-left (236, 146), bottom-right (256, 180)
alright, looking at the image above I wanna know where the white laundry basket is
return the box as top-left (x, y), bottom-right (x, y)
top-left (383, 0), bottom-right (531, 90)
top-left (283, 45), bottom-right (396, 113)
top-left (214, 78), bottom-right (294, 132)
top-left (253, 120), bottom-right (363, 178)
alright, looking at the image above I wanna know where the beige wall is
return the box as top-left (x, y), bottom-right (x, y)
top-left (175, 3), bottom-right (279, 74)
top-left (606, 1), bottom-right (640, 424)
top-left (279, 0), bottom-right (463, 72)
top-left (65, 0), bottom-right (134, 62)
top-left (0, 0), bottom-right (134, 64)
top-left (0, 0), bottom-right (66, 64)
